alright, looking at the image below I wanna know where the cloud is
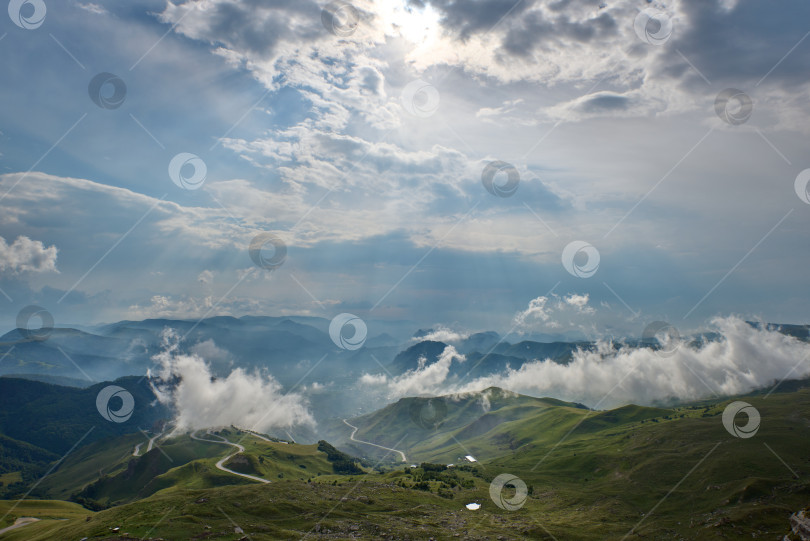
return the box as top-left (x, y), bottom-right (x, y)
top-left (514, 296), bottom-right (552, 325)
top-left (564, 293), bottom-right (593, 312)
top-left (190, 339), bottom-right (230, 363)
top-left (198, 270), bottom-right (214, 285)
top-left (77, 3), bottom-right (107, 15)
top-left (476, 387), bottom-right (502, 413)
top-left (371, 317), bottom-right (810, 409)
top-left (3, 0), bottom-right (810, 330)
top-left (0, 172), bottom-right (241, 251)
top-left (149, 329), bottom-right (314, 432)
top-left (0, 235), bottom-right (58, 273)
top-left (513, 293), bottom-right (595, 329)
top-left (129, 295), bottom-right (215, 320)
top-left (307, 381), bottom-right (327, 392)
top-left (411, 327), bottom-right (469, 344)
top-left (126, 290), bottom-right (281, 321)
top-left (360, 373), bottom-right (388, 385)
top-left (368, 345), bottom-right (466, 398)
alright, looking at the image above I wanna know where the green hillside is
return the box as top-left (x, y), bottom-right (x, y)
top-left (35, 428), bottom-right (364, 510)
top-left (0, 434), bottom-right (57, 498)
top-left (0, 499), bottom-right (93, 539)
top-left (0, 376), bottom-right (169, 455)
top-left (341, 387), bottom-right (585, 460)
top-left (1, 384), bottom-right (809, 538)
top-left (70, 433), bottom-right (235, 508)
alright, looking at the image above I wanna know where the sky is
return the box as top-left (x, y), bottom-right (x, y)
top-left (1, 0), bottom-right (809, 339)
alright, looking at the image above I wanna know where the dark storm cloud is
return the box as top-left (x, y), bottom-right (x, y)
top-left (502, 10), bottom-right (616, 56)
top-left (661, 0), bottom-right (810, 89)
top-left (165, 0), bottom-right (324, 56)
top-left (579, 93), bottom-right (632, 112)
top-left (411, 0), bottom-right (617, 55)
top-left (417, 0), bottom-right (809, 92)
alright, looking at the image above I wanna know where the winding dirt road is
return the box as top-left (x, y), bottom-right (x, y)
top-left (133, 431), bottom-right (164, 457)
top-left (343, 419), bottom-right (407, 462)
top-left (0, 517), bottom-right (40, 535)
top-left (189, 430), bottom-right (270, 484)
top-left (146, 432), bottom-right (163, 452)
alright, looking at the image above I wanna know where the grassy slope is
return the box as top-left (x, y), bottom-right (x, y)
top-left (42, 429), bottom-right (357, 508)
top-left (37, 432), bottom-right (144, 500)
top-left (2, 388), bottom-right (808, 539)
top-left (348, 388), bottom-right (580, 459)
top-left (0, 433), bottom-right (57, 497)
top-left (147, 432), bottom-right (339, 495)
top-left (480, 390), bottom-right (810, 539)
top-left (3, 477), bottom-right (517, 540)
top-left (0, 499), bottom-right (93, 539)
top-left (72, 434), bottom-right (235, 506)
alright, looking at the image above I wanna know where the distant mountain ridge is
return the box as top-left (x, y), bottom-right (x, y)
top-left (2, 316), bottom-right (808, 427)
top-left (0, 315), bottom-right (406, 387)
top-left (0, 376), bottom-right (167, 456)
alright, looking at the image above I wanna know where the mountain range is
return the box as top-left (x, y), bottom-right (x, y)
top-left (0, 316), bottom-right (809, 539)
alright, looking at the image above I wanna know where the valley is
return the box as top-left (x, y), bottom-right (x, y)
top-left (0, 380), bottom-right (808, 539)
top-left (0, 317), bottom-right (808, 539)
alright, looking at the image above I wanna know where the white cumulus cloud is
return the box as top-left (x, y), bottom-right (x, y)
top-left (366, 345), bottom-right (466, 399)
top-left (391, 317), bottom-right (810, 409)
top-left (0, 235), bottom-right (58, 273)
top-left (514, 293), bottom-right (596, 329)
top-left (411, 327), bottom-right (470, 344)
top-left (149, 330), bottom-right (314, 433)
